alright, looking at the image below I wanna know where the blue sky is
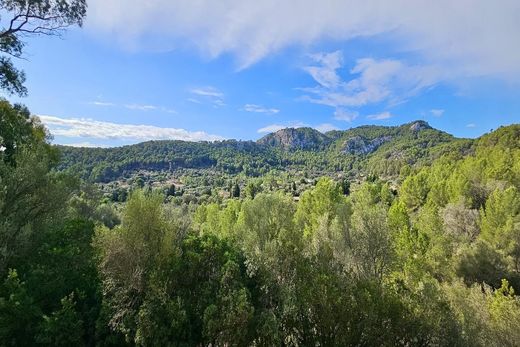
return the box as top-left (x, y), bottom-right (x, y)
top-left (6, 0), bottom-right (520, 147)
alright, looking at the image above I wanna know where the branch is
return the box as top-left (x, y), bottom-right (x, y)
top-left (0, 11), bottom-right (69, 39)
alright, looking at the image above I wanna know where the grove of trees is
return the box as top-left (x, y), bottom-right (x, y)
top-left (1, 1), bottom-right (520, 345)
top-left (1, 97), bottom-right (520, 345)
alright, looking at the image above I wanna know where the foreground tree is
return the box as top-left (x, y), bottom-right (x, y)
top-left (0, 0), bottom-right (87, 95)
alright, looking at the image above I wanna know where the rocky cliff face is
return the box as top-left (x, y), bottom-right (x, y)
top-left (409, 120), bottom-right (432, 132)
top-left (342, 135), bottom-right (393, 155)
top-left (257, 127), bottom-right (330, 150)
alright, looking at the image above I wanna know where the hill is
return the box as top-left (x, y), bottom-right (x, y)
top-left (58, 120), bottom-right (468, 182)
top-left (54, 120), bottom-right (481, 203)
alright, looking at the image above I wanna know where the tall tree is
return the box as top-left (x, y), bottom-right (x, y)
top-left (0, 0), bottom-right (87, 95)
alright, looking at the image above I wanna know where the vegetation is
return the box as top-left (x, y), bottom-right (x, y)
top-left (0, 5), bottom-right (519, 342)
top-left (1, 96), bottom-right (520, 345)
top-left (56, 120), bottom-right (473, 207)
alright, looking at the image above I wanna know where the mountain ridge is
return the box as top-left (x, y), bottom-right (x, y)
top-left (56, 120), bottom-right (473, 184)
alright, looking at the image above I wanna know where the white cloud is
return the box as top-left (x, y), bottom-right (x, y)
top-left (125, 104), bottom-right (158, 111)
top-left (367, 112), bottom-right (393, 120)
top-left (87, 0), bottom-right (520, 79)
top-left (124, 104), bottom-right (177, 113)
top-left (212, 99), bottom-right (226, 108)
top-left (90, 101), bottom-right (115, 107)
top-left (257, 121), bottom-right (336, 134)
top-left (190, 87), bottom-right (224, 98)
top-left (334, 109), bottom-right (358, 122)
top-left (38, 115), bottom-right (224, 142)
top-left (304, 51), bottom-right (343, 89)
top-left (65, 142), bottom-right (110, 148)
top-left (257, 122), bottom-right (308, 133)
top-left (303, 54), bottom-right (442, 109)
top-left (430, 109), bottom-right (445, 117)
top-left (243, 104), bottom-right (280, 114)
top-left (466, 123), bottom-right (477, 128)
top-left (315, 123), bottom-right (339, 133)
top-left (90, 101), bottom-right (176, 113)
top-left (189, 86), bottom-right (225, 107)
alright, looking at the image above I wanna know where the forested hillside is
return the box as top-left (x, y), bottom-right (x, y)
top-left (2, 98), bottom-right (520, 346)
top-left (57, 120), bottom-right (473, 205)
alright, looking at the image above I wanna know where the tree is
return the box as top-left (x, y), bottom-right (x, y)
top-left (232, 182), bottom-right (240, 198)
top-left (295, 177), bottom-right (349, 238)
top-left (0, 100), bottom-right (49, 164)
top-left (0, 101), bottom-right (72, 273)
top-left (0, 0), bottom-right (87, 95)
top-left (350, 192), bottom-right (393, 282)
top-left (400, 170), bottom-right (430, 211)
top-left (340, 178), bottom-right (350, 195)
top-left (244, 180), bottom-right (261, 199)
top-left (94, 190), bottom-right (185, 343)
top-left (165, 183), bottom-right (176, 197)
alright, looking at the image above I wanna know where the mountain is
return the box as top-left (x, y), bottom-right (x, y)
top-left (57, 120), bottom-right (472, 185)
top-left (257, 127), bottom-right (331, 150)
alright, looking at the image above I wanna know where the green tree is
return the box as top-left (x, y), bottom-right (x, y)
top-left (232, 182), bottom-right (241, 198)
top-left (400, 170), bottom-right (430, 211)
top-left (36, 295), bottom-right (84, 347)
top-left (0, 0), bottom-right (87, 95)
top-left (94, 190), bottom-right (178, 342)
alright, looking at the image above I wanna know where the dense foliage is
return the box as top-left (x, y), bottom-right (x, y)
top-left (1, 98), bottom-right (520, 345)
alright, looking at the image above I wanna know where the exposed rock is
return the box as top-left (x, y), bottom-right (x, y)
top-left (257, 127), bottom-right (330, 150)
top-left (409, 120), bottom-right (432, 132)
top-left (342, 135), bottom-right (393, 155)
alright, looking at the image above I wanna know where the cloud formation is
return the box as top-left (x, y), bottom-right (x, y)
top-left (242, 104), bottom-right (280, 114)
top-left (257, 122), bottom-right (338, 134)
top-left (366, 112), bottom-right (393, 120)
top-left (89, 101), bottom-right (115, 107)
top-left (190, 87), bottom-right (224, 98)
top-left (87, 0), bottom-right (520, 79)
top-left (189, 86), bottom-right (226, 107)
top-left (303, 53), bottom-right (442, 109)
top-left (334, 109), bottom-right (359, 122)
top-left (90, 101), bottom-right (176, 114)
top-left (315, 123), bottom-right (339, 133)
top-left (257, 122), bottom-right (308, 134)
top-left (430, 109), bottom-right (445, 117)
top-left (65, 142), bottom-right (110, 148)
top-left (38, 115), bottom-right (224, 142)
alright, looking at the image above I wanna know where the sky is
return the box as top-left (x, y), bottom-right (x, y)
top-left (6, 0), bottom-right (520, 147)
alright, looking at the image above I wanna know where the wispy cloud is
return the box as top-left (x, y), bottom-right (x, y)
top-left (89, 101), bottom-right (116, 107)
top-left (304, 51), bottom-right (343, 89)
top-left (334, 109), bottom-right (358, 122)
top-left (242, 104), bottom-right (280, 114)
top-left (466, 123), bottom-right (477, 128)
top-left (367, 112), bottom-right (393, 120)
top-left (257, 121), bottom-right (336, 134)
top-left (302, 52), bottom-right (442, 111)
top-left (189, 86), bottom-right (226, 108)
top-left (190, 87), bottom-right (224, 98)
top-left (124, 104), bottom-right (177, 113)
top-left (125, 104), bottom-right (157, 111)
top-left (315, 123), bottom-right (339, 133)
top-left (87, 1), bottom-right (520, 79)
top-left (38, 115), bottom-right (224, 142)
top-left (257, 122), bottom-right (308, 133)
top-left (64, 142), bottom-right (110, 148)
top-left (430, 109), bottom-right (445, 117)
top-left (90, 101), bottom-right (176, 114)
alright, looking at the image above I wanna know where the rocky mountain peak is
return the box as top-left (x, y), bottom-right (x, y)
top-left (257, 127), bottom-right (330, 150)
